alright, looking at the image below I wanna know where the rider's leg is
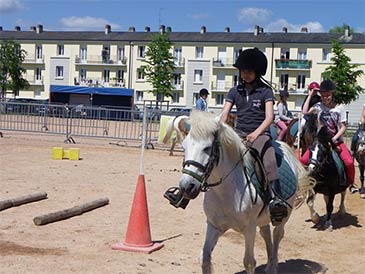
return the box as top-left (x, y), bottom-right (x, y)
top-left (351, 128), bottom-right (360, 154)
top-left (338, 143), bottom-right (356, 192)
top-left (276, 120), bottom-right (287, 141)
top-left (300, 149), bottom-right (310, 166)
top-left (251, 135), bottom-right (288, 225)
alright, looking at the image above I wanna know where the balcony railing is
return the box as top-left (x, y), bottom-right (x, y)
top-left (275, 59), bottom-right (312, 69)
top-left (24, 54), bottom-right (44, 64)
top-left (75, 55), bottom-right (127, 65)
top-left (211, 80), bottom-right (234, 92)
top-left (212, 58), bottom-right (235, 68)
top-left (173, 80), bottom-right (184, 90)
top-left (25, 75), bottom-right (44, 85)
top-left (174, 58), bottom-right (185, 67)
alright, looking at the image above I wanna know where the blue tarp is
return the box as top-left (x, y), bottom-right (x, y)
top-left (50, 85), bottom-right (133, 96)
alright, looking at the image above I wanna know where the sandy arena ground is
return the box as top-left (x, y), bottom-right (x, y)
top-left (1, 132), bottom-right (364, 274)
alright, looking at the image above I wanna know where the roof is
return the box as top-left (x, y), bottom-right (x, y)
top-left (1, 29), bottom-right (364, 45)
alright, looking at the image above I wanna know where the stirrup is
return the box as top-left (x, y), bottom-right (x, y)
top-left (269, 198), bottom-right (288, 226)
top-left (164, 187), bottom-right (190, 209)
top-left (349, 185), bottom-right (358, 194)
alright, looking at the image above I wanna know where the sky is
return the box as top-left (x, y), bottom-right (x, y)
top-left (0, 0), bottom-right (364, 33)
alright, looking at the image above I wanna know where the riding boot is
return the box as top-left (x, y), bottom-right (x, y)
top-left (268, 179), bottom-right (288, 226)
top-left (164, 187), bottom-right (190, 209)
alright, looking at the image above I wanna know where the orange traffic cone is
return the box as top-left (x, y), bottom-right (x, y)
top-left (112, 174), bottom-right (164, 253)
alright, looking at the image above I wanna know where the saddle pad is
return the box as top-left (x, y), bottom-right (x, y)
top-left (248, 142), bottom-right (297, 203)
top-left (331, 150), bottom-right (347, 184)
top-left (289, 120), bottom-right (298, 138)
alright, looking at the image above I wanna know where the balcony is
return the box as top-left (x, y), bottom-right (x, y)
top-left (275, 59), bottom-right (312, 70)
top-left (174, 58), bottom-right (185, 67)
top-left (75, 55), bottom-right (127, 66)
top-left (24, 54), bottom-right (44, 64)
top-left (212, 58), bottom-right (235, 68)
top-left (173, 80), bottom-right (184, 90)
top-left (25, 75), bottom-right (44, 86)
top-left (211, 80), bottom-right (233, 92)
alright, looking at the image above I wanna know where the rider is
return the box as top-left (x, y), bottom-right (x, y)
top-left (274, 89), bottom-right (293, 141)
top-left (300, 79), bottom-right (355, 192)
top-left (220, 48), bottom-right (288, 225)
top-left (300, 81), bottom-right (322, 132)
top-left (351, 104), bottom-right (365, 156)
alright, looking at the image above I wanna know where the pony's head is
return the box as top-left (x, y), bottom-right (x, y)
top-left (308, 126), bottom-right (332, 175)
top-left (179, 110), bottom-right (244, 199)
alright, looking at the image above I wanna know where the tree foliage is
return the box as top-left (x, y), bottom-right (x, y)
top-left (328, 24), bottom-right (354, 34)
top-left (322, 40), bottom-right (364, 105)
top-left (0, 40), bottom-right (30, 99)
top-left (142, 31), bottom-right (176, 100)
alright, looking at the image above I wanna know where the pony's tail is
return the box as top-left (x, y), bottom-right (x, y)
top-left (163, 118), bottom-right (174, 144)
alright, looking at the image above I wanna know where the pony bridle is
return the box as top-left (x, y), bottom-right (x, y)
top-left (182, 132), bottom-right (221, 192)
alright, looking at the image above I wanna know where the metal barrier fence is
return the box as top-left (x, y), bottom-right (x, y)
top-left (0, 102), bottom-right (162, 146)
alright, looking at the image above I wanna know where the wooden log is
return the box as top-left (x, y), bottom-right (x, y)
top-left (0, 192), bottom-right (48, 211)
top-left (33, 197), bottom-right (109, 226)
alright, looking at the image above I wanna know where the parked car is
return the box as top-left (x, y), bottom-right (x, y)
top-left (139, 106), bottom-right (161, 121)
top-left (5, 98), bottom-right (49, 114)
top-left (168, 107), bottom-right (192, 116)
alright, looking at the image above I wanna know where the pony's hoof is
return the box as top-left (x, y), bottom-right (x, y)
top-left (311, 212), bottom-right (320, 224)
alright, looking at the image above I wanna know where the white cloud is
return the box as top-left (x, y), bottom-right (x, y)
top-left (265, 19), bottom-right (324, 33)
top-left (60, 16), bottom-right (121, 31)
top-left (0, 0), bottom-right (23, 12)
top-left (238, 8), bottom-right (272, 25)
top-left (187, 13), bottom-right (210, 21)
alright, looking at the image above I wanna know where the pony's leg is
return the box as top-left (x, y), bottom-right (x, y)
top-left (201, 222), bottom-right (223, 274)
top-left (259, 225), bottom-right (275, 274)
top-left (268, 222), bottom-right (286, 274)
top-left (338, 191), bottom-right (346, 215)
top-left (324, 194), bottom-right (335, 231)
top-left (169, 137), bottom-right (177, 156)
top-left (359, 165), bottom-right (365, 199)
top-left (306, 191), bottom-right (320, 224)
top-left (243, 224), bottom-right (257, 274)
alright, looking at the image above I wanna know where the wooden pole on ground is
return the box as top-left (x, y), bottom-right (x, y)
top-left (0, 192), bottom-right (48, 211)
top-left (33, 197), bottom-right (109, 226)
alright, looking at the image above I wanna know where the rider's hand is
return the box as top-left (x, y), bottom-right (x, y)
top-left (247, 132), bottom-right (259, 143)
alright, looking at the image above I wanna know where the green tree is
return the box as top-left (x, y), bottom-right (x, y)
top-left (322, 40), bottom-right (364, 105)
top-left (142, 31), bottom-right (176, 101)
top-left (0, 40), bottom-right (30, 100)
top-left (329, 24), bottom-right (354, 34)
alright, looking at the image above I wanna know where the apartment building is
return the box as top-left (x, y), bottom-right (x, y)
top-left (1, 24), bottom-right (364, 123)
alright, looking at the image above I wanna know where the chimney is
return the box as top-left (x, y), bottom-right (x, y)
top-left (200, 26), bottom-right (206, 34)
top-left (105, 24), bottom-right (111, 34)
top-left (301, 27), bottom-right (308, 33)
top-left (15, 26), bottom-right (21, 31)
top-left (128, 26), bottom-right (135, 32)
top-left (166, 26), bottom-right (172, 32)
top-left (36, 24), bottom-right (43, 33)
top-left (225, 27), bottom-right (230, 32)
top-left (159, 25), bottom-right (165, 34)
top-left (144, 26), bottom-right (150, 32)
top-left (282, 27), bottom-right (288, 33)
top-left (259, 27), bottom-right (264, 33)
top-left (254, 25), bottom-right (260, 36)
top-left (30, 26), bottom-right (36, 32)
top-left (345, 25), bottom-right (350, 36)
top-left (0, 26), bottom-right (3, 31)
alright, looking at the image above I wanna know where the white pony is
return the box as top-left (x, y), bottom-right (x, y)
top-left (162, 115), bottom-right (190, 156)
top-left (178, 110), bottom-right (313, 274)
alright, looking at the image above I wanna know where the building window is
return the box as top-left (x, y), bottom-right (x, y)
top-left (138, 46), bottom-right (145, 58)
top-left (118, 46), bottom-right (125, 63)
top-left (297, 75), bottom-right (306, 89)
top-left (216, 94), bottom-right (225, 105)
top-left (193, 93), bottom-right (199, 105)
top-left (280, 74), bottom-right (289, 90)
top-left (322, 48), bottom-right (331, 61)
top-left (102, 46), bottom-right (110, 63)
top-left (172, 92), bottom-right (180, 103)
top-left (80, 69), bottom-right (87, 81)
top-left (36, 68), bottom-right (42, 81)
top-left (36, 45), bottom-right (42, 60)
top-left (136, 91), bottom-right (143, 102)
top-left (233, 74), bottom-right (239, 86)
top-left (298, 48), bottom-right (307, 60)
top-left (234, 48), bottom-right (241, 61)
top-left (80, 46), bottom-right (87, 62)
top-left (174, 47), bottom-right (182, 65)
top-left (55, 66), bottom-right (63, 79)
top-left (281, 48), bottom-right (290, 59)
top-left (194, 69), bottom-right (203, 83)
top-left (57, 45), bottom-right (64, 56)
top-left (103, 69), bottom-right (110, 83)
top-left (196, 47), bottom-right (204, 58)
top-left (137, 67), bottom-right (145, 80)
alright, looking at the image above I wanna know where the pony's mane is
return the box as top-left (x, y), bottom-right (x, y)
top-left (189, 110), bottom-right (244, 154)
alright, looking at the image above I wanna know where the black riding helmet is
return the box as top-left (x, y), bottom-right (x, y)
top-left (233, 48), bottom-right (268, 76)
top-left (279, 89), bottom-right (289, 98)
top-left (319, 79), bottom-right (336, 92)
